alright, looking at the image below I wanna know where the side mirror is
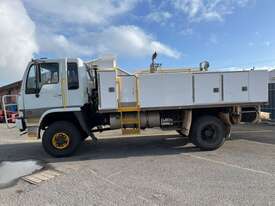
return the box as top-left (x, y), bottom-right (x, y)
top-left (35, 88), bottom-right (40, 98)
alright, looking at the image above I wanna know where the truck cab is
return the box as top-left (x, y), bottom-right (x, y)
top-left (17, 58), bottom-right (90, 134)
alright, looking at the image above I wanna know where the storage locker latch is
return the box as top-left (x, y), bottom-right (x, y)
top-left (213, 88), bottom-right (219, 93)
top-left (242, 86), bottom-right (248, 92)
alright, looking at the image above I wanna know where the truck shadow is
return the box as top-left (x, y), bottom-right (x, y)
top-left (230, 135), bottom-right (275, 145)
top-left (0, 134), bottom-right (199, 164)
top-left (229, 125), bottom-right (275, 145)
top-left (1, 129), bottom-right (274, 164)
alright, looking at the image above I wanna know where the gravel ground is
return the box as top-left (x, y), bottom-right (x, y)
top-left (0, 123), bottom-right (274, 206)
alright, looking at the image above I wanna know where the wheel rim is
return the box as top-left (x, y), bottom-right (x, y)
top-left (201, 124), bottom-right (217, 143)
top-left (51, 132), bottom-right (70, 150)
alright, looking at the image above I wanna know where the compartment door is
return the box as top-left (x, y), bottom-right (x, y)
top-left (223, 72), bottom-right (249, 103)
top-left (194, 73), bottom-right (222, 104)
top-left (98, 71), bottom-right (117, 110)
top-left (139, 73), bottom-right (193, 108)
top-left (248, 71), bottom-right (268, 102)
top-left (119, 76), bottom-right (137, 107)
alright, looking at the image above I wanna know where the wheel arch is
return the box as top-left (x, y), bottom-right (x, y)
top-left (192, 107), bottom-right (233, 125)
top-left (191, 108), bottom-right (232, 140)
top-left (38, 108), bottom-right (89, 139)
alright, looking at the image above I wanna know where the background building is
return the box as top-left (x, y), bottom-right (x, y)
top-left (263, 70), bottom-right (275, 120)
top-left (0, 81), bottom-right (22, 109)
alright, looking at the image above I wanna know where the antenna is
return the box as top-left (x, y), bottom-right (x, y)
top-left (152, 51), bottom-right (157, 64)
top-left (150, 51), bottom-right (161, 73)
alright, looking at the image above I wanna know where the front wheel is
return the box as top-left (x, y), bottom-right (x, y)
top-left (190, 116), bottom-right (226, 150)
top-left (42, 121), bottom-right (81, 157)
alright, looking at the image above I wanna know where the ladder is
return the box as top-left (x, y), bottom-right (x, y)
top-left (117, 76), bottom-right (141, 135)
top-left (119, 106), bottom-right (141, 135)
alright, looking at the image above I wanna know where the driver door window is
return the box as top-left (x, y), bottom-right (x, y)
top-left (38, 63), bottom-right (59, 88)
top-left (26, 63), bottom-right (59, 94)
top-left (26, 64), bottom-right (37, 94)
top-left (67, 62), bottom-right (79, 90)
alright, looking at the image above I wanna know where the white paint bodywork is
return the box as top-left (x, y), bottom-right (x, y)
top-left (38, 107), bottom-right (81, 126)
top-left (248, 70), bottom-right (269, 102)
top-left (86, 56), bottom-right (117, 69)
top-left (98, 69), bottom-right (269, 111)
top-left (19, 57), bottom-right (269, 120)
top-left (194, 73), bottom-right (221, 104)
top-left (98, 70), bottom-right (117, 110)
top-left (21, 59), bottom-right (65, 112)
top-left (119, 75), bottom-right (137, 105)
top-left (19, 58), bottom-right (88, 113)
top-left (139, 72), bottom-right (193, 108)
top-left (223, 72), bottom-right (249, 103)
top-left (67, 59), bottom-right (89, 107)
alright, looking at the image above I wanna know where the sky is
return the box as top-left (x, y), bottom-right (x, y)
top-left (0, 0), bottom-right (275, 86)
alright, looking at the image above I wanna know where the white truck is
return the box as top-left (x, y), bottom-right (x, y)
top-left (6, 55), bottom-right (269, 157)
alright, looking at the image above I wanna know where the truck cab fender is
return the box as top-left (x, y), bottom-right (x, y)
top-left (38, 107), bottom-right (88, 139)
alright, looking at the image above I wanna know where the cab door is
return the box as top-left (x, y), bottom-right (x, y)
top-left (22, 59), bottom-right (65, 120)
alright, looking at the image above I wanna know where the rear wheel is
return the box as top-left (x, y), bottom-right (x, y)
top-left (42, 121), bottom-right (81, 157)
top-left (190, 116), bottom-right (226, 150)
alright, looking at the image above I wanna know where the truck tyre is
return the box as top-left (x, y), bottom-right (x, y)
top-left (42, 121), bottom-right (81, 157)
top-left (190, 116), bottom-right (226, 150)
